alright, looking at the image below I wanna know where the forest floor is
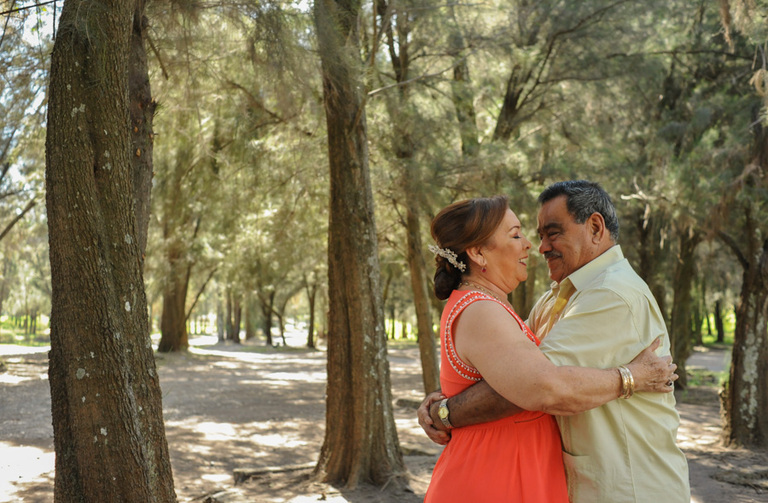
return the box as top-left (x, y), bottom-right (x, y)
top-left (1, 336), bottom-right (767, 503)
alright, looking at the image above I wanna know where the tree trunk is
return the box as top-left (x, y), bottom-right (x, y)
top-left (259, 290), bottom-right (275, 346)
top-left (405, 199), bottom-right (439, 394)
top-left (512, 253), bottom-right (538, 318)
top-left (305, 278), bottom-right (317, 349)
top-left (715, 299), bottom-right (725, 343)
top-left (217, 296), bottom-right (225, 342)
top-left (493, 68), bottom-right (525, 142)
top-left (692, 275), bottom-right (704, 346)
top-left (377, 0), bottom-right (439, 395)
top-left (232, 295), bottom-right (242, 343)
top-left (720, 105), bottom-right (768, 448)
top-left (45, 0), bottom-right (176, 500)
top-left (245, 293), bottom-right (257, 340)
top-left (720, 220), bottom-right (768, 448)
top-left (157, 245), bottom-right (190, 352)
top-left (635, 207), bottom-right (668, 314)
top-left (313, 0), bottom-right (405, 488)
top-left (446, 14), bottom-right (479, 158)
top-left (669, 228), bottom-right (701, 388)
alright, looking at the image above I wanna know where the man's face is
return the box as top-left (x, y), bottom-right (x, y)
top-left (536, 195), bottom-right (595, 283)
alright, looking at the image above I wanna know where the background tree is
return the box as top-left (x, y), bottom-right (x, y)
top-left (45, 0), bottom-right (175, 500)
top-left (715, 0), bottom-right (768, 450)
top-left (312, 0), bottom-right (406, 488)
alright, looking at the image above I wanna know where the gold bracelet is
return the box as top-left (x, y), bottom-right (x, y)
top-left (618, 365), bottom-right (634, 399)
top-left (617, 366), bottom-right (628, 398)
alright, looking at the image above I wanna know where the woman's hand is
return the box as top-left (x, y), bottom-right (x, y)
top-left (627, 337), bottom-right (678, 393)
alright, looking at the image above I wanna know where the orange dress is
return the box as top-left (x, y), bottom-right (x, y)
top-left (424, 290), bottom-right (569, 503)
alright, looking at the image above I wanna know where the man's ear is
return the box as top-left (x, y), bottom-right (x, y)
top-left (587, 213), bottom-right (606, 243)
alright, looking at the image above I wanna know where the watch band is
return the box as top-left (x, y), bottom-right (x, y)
top-left (438, 398), bottom-right (453, 429)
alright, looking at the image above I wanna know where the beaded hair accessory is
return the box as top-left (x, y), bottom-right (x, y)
top-left (428, 244), bottom-right (467, 272)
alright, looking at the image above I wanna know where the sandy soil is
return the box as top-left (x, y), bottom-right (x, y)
top-left (0, 339), bottom-right (766, 502)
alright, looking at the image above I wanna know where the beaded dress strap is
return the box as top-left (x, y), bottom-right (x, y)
top-left (444, 291), bottom-right (540, 383)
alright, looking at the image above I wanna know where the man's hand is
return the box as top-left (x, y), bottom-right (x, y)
top-left (417, 391), bottom-right (451, 445)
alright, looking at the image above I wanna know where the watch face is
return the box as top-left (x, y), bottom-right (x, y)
top-left (438, 407), bottom-right (448, 419)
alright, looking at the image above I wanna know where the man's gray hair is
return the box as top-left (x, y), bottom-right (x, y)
top-left (538, 180), bottom-right (620, 242)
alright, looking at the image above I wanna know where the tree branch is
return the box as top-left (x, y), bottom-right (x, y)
top-left (717, 230), bottom-right (749, 271)
top-left (185, 267), bottom-right (218, 322)
top-left (0, 0), bottom-right (57, 16)
top-left (0, 199), bottom-right (36, 242)
top-left (607, 49), bottom-right (753, 61)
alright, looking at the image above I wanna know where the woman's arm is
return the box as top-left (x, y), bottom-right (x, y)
top-left (455, 302), bottom-right (675, 416)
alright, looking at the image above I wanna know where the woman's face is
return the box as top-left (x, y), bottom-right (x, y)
top-left (481, 209), bottom-right (532, 291)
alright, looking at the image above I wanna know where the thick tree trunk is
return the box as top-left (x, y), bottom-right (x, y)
top-left (313, 0), bottom-right (405, 488)
top-left (45, 0), bottom-right (176, 500)
top-left (669, 228), bottom-right (701, 388)
top-left (720, 108), bottom-right (768, 448)
top-left (721, 223), bottom-right (768, 448)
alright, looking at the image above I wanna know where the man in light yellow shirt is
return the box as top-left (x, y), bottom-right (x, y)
top-left (419, 180), bottom-right (690, 502)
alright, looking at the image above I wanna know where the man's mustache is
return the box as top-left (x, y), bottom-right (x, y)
top-left (544, 251), bottom-right (562, 260)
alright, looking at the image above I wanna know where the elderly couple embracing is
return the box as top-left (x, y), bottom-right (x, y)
top-left (418, 180), bottom-right (690, 503)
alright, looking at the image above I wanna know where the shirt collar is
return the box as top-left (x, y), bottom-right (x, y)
top-left (549, 245), bottom-right (624, 293)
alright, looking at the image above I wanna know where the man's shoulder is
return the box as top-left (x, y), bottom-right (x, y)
top-left (586, 259), bottom-right (649, 297)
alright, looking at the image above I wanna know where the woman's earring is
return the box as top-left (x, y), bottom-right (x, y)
top-left (482, 266), bottom-right (487, 273)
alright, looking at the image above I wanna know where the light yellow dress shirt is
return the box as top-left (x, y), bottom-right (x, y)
top-left (529, 245), bottom-right (691, 503)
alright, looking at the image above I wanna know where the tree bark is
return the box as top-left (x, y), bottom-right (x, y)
top-left (258, 289), bottom-right (275, 346)
top-left (714, 299), bottom-right (725, 343)
top-left (45, 0), bottom-right (176, 500)
top-left (669, 228), bottom-right (701, 389)
top-left (446, 11), bottom-right (479, 158)
top-left (305, 279), bottom-right (317, 348)
top-left (245, 293), bottom-right (257, 340)
top-left (405, 198), bottom-right (440, 394)
top-left (313, 0), bottom-right (405, 488)
top-left (720, 104), bottom-right (768, 448)
top-left (157, 244), bottom-right (190, 352)
top-left (377, 0), bottom-right (439, 395)
top-left (720, 215), bottom-right (768, 448)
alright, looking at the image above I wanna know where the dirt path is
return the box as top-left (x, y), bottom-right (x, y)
top-left (1, 341), bottom-right (766, 502)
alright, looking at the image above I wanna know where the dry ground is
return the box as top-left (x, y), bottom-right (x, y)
top-left (1, 338), bottom-right (766, 502)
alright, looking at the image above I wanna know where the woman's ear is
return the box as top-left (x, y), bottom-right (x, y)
top-left (465, 245), bottom-right (485, 269)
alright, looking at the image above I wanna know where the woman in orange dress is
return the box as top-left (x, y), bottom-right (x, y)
top-left (423, 196), bottom-right (675, 502)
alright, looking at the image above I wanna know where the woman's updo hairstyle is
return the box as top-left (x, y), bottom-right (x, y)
top-left (430, 195), bottom-right (510, 300)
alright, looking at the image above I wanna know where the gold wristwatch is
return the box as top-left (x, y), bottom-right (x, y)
top-left (438, 398), bottom-right (453, 429)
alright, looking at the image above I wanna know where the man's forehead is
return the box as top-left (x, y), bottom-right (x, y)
top-left (536, 219), bottom-right (564, 233)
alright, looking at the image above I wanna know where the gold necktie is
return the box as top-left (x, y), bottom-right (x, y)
top-left (549, 279), bottom-right (576, 325)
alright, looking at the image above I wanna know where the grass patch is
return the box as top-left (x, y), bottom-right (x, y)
top-left (0, 327), bottom-right (50, 346)
top-left (386, 338), bottom-right (420, 350)
top-left (686, 367), bottom-right (728, 388)
top-left (698, 310), bottom-right (735, 347)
